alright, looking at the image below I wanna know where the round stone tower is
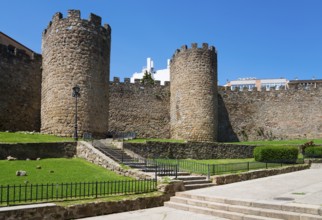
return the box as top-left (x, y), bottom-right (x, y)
top-left (41, 10), bottom-right (111, 137)
top-left (170, 43), bottom-right (218, 142)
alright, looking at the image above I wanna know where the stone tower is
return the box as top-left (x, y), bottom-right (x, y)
top-left (170, 43), bottom-right (218, 142)
top-left (41, 10), bottom-right (111, 137)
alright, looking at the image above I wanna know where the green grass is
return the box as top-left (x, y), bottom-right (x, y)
top-left (0, 132), bottom-right (74, 143)
top-left (0, 158), bottom-right (132, 185)
top-left (230, 139), bottom-right (322, 146)
top-left (125, 138), bottom-right (185, 143)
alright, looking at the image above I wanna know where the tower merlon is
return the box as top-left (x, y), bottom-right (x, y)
top-left (89, 13), bottom-right (102, 26)
top-left (68, 10), bottom-right (81, 19)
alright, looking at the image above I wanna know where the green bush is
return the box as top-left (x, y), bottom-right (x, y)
top-left (254, 146), bottom-right (298, 163)
top-left (304, 146), bottom-right (322, 158)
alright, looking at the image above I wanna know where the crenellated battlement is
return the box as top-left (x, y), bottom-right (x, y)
top-left (220, 85), bottom-right (322, 95)
top-left (171, 42), bottom-right (217, 61)
top-left (0, 43), bottom-right (41, 61)
top-left (109, 77), bottom-right (170, 87)
top-left (42, 10), bottom-right (110, 36)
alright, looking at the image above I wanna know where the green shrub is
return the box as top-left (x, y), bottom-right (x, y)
top-left (304, 146), bottom-right (322, 158)
top-left (254, 146), bottom-right (298, 163)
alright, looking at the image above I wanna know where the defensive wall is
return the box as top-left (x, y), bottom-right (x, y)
top-left (109, 79), bottom-right (322, 142)
top-left (218, 86), bottom-right (322, 141)
top-left (0, 44), bottom-right (42, 132)
top-left (109, 77), bottom-right (170, 138)
top-left (1, 9), bottom-right (322, 142)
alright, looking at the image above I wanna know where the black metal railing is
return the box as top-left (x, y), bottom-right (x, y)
top-left (0, 179), bottom-right (157, 206)
top-left (151, 158), bottom-right (304, 179)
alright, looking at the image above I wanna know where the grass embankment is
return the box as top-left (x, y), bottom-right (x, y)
top-left (0, 158), bottom-right (132, 185)
top-left (0, 132), bottom-right (74, 143)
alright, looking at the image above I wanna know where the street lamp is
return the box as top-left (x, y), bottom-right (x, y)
top-left (72, 85), bottom-right (80, 141)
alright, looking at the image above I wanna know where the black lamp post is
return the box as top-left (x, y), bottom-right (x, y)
top-left (72, 85), bottom-right (80, 141)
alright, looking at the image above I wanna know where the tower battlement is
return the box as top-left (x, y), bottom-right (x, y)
top-left (43, 10), bottom-right (111, 36)
top-left (171, 43), bottom-right (216, 61)
top-left (0, 43), bottom-right (41, 61)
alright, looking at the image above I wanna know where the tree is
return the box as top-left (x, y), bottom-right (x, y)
top-left (141, 70), bottom-right (154, 85)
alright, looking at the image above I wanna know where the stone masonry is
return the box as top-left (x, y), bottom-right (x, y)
top-left (2, 10), bottom-right (322, 142)
top-left (41, 10), bottom-right (111, 137)
top-left (109, 77), bottom-right (170, 138)
top-left (170, 43), bottom-right (218, 142)
top-left (0, 44), bottom-right (41, 131)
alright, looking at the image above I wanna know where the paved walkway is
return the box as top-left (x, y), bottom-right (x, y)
top-left (81, 166), bottom-right (322, 220)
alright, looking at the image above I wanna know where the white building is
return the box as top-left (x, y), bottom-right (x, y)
top-left (225, 77), bottom-right (288, 91)
top-left (131, 58), bottom-right (170, 85)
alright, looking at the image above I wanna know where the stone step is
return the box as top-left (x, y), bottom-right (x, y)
top-left (164, 201), bottom-right (280, 220)
top-left (182, 179), bottom-right (213, 185)
top-left (174, 193), bottom-right (322, 219)
top-left (184, 183), bottom-right (216, 190)
top-left (177, 176), bottom-right (207, 181)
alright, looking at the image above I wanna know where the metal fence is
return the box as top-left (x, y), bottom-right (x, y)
top-left (0, 179), bottom-right (157, 206)
top-left (152, 159), bottom-right (304, 179)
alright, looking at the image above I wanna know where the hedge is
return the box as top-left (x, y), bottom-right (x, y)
top-left (254, 146), bottom-right (298, 163)
top-left (304, 146), bottom-right (322, 158)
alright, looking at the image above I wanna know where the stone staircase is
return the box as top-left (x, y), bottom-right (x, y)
top-left (165, 192), bottom-right (322, 220)
top-left (92, 140), bottom-right (215, 190)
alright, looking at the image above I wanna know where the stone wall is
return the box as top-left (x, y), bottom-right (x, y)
top-left (0, 142), bottom-right (76, 159)
top-left (123, 142), bottom-right (255, 159)
top-left (170, 43), bottom-right (218, 142)
top-left (213, 164), bottom-right (310, 185)
top-left (0, 44), bottom-right (41, 132)
top-left (41, 10), bottom-right (111, 138)
top-left (218, 87), bottom-right (322, 142)
top-left (109, 77), bottom-right (170, 138)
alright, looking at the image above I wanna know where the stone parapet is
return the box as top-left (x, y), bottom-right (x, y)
top-left (212, 164), bottom-right (310, 185)
top-left (0, 142), bottom-right (76, 159)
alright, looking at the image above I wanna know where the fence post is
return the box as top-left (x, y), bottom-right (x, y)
top-left (247, 162), bottom-right (250, 171)
top-left (95, 181), bottom-right (98, 198)
top-left (266, 162), bottom-right (268, 169)
top-left (213, 164), bottom-right (215, 175)
top-left (155, 164), bottom-right (158, 181)
top-left (207, 164), bottom-right (210, 180)
top-left (7, 185), bottom-right (9, 206)
top-left (175, 165), bottom-right (178, 179)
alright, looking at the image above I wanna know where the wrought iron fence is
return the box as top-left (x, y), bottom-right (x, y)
top-left (152, 158), bottom-right (304, 179)
top-left (0, 179), bottom-right (157, 206)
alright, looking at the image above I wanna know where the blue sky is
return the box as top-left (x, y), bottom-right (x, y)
top-left (1, 0), bottom-right (322, 85)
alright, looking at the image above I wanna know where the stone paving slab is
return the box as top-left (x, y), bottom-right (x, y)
top-left (81, 207), bottom-right (228, 220)
top-left (186, 167), bottom-right (322, 206)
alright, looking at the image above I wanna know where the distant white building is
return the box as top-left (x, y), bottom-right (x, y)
top-left (131, 58), bottom-right (170, 85)
top-left (225, 77), bottom-right (288, 91)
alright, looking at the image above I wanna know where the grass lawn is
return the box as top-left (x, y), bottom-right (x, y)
top-left (0, 132), bottom-right (74, 143)
top-left (125, 138), bottom-right (185, 143)
top-left (0, 158), bottom-right (132, 185)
